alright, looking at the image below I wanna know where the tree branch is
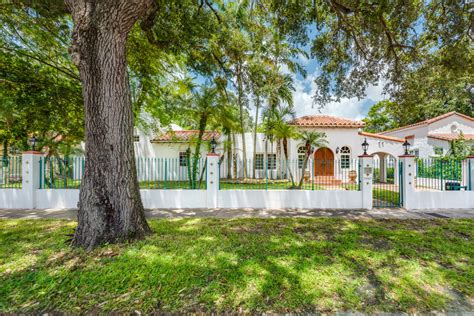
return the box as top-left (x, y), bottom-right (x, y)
top-left (0, 46), bottom-right (80, 81)
top-left (204, 0), bottom-right (222, 23)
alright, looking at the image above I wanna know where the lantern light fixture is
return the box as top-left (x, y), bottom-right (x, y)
top-left (28, 135), bottom-right (38, 151)
top-left (361, 138), bottom-right (369, 155)
top-left (210, 137), bottom-right (217, 153)
top-left (403, 139), bottom-right (411, 155)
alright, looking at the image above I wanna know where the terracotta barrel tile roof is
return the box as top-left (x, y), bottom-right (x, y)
top-left (288, 115), bottom-right (365, 128)
top-left (358, 131), bottom-right (405, 143)
top-left (380, 111), bottom-right (474, 134)
top-left (151, 130), bottom-right (220, 143)
top-left (428, 133), bottom-right (474, 141)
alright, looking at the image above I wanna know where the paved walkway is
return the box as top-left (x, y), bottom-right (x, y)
top-left (0, 208), bottom-right (473, 220)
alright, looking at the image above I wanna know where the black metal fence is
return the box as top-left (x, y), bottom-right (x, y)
top-left (219, 158), bottom-right (360, 190)
top-left (0, 156), bottom-right (22, 188)
top-left (372, 157), bottom-right (401, 208)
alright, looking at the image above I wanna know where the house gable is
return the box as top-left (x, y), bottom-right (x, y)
top-left (381, 112), bottom-right (474, 139)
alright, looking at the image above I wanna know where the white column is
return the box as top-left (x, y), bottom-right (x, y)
top-left (22, 151), bottom-right (43, 209)
top-left (467, 156), bottom-right (474, 191)
top-left (359, 155), bottom-right (374, 209)
top-left (206, 153), bottom-right (220, 208)
top-left (398, 155), bottom-right (416, 209)
top-left (394, 158), bottom-right (399, 185)
top-left (379, 153), bottom-right (387, 183)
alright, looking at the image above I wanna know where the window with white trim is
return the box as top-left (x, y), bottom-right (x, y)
top-left (434, 146), bottom-right (443, 156)
top-left (267, 153), bottom-right (277, 170)
top-left (410, 149), bottom-right (420, 157)
top-left (255, 154), bottom-right (264, 170)
top-left (297, 146), bottom-right (306, 169)
top-left (179, 151), bottom-right (188, 167)
top-left (340, 146), bottom-right (351, 169)
top-left (133, 128), bottom-right (140, 142)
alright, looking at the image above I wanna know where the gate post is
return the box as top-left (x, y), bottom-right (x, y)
top-left (206, 153), bottom-right (220, 208)
top-left (358, 155), bottom-right (373, 209)
top-left (398, 155), bottom-right (416, 209)
top-left (467, 156), bottom-right (474, 191)
top-left (22, 151), bottom-right (43, 209)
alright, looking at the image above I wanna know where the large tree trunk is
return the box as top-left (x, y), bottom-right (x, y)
top-left (66, 0), bottom-right (152, 249)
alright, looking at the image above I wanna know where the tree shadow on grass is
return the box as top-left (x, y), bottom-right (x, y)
top-left (0, 218), bottom-right (472, 313)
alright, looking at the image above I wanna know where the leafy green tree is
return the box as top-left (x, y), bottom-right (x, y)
top-left (447, 133), bottom-right (471, 160)
top-left (0, 4), bottom-right (83, 155)
top-left (0, 52), bottom-right (83, 154)
top-left (363, 100), bottom-right (398, 133)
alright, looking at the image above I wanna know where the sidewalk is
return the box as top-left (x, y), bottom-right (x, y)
top-left (0, 208), bottom-right (473, 220)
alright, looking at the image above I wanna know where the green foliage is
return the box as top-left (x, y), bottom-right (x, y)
top-left (447, 133), bottom-right (471, 160)
top-left (1, 218), bottom-right (473, 313)
top-left (0, 3), bottom-right (83, 154)
top-left (363, 101), bottom-right (399, 133)
top-left (416, 158), bottom-right (463, 181)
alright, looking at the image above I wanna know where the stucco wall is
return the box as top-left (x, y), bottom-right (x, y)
top-left (408, 191), bottom-right (474, 210)
top-left (218, 189), bottom-right (362, 209)
top-left (382, 114), bottom-right (474, 158)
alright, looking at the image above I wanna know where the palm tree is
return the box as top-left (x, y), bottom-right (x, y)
top-left (273, 120), bottom-right (298, 185)
top-left (265, 105), bottom-right (296, 178)
top-left (296, 131), bottom-right (328, 189)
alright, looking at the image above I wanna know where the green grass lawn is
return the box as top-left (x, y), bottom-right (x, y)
top-left (1, 219), bottom-right (472, 313)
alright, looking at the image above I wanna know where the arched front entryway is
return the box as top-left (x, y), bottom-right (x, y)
top-left (314, 147), bottom-right (334, 176)
top-left (372, 152), bottom-right (399, 185)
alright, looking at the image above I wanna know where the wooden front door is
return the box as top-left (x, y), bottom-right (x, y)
top-left (314, 148), bottom-right (334, 176)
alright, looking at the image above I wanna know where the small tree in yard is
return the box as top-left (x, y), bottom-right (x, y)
top-left (447, 133), bottom-right (471, 160)
top-left (296, 131), bottom-right (327, 189)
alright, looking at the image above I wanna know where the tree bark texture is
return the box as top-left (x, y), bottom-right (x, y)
top-left (66, 0), bottom-right (153, 249)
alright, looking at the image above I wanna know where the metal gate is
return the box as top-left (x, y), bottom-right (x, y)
top-left (372, 156), bottom-right (402, 208)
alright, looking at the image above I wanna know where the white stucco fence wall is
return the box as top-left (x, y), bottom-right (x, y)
top-left (0, 188), bottom-right (364, 210)
top-left (36, 189), bottom-right (80, 209)
top-left (0, 189), bottom-right (30, 209)
top-left (406, 191), bottom-right (474, 210)
top-left (217, 190), bottom-right (362, 209)
top-left (34, 189), bottom-right (209, 209)
top-left (140, 190), bottom-right (207, 208)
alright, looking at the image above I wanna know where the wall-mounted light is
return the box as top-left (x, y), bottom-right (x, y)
top-left (335, 147), bottom-right (340, 154)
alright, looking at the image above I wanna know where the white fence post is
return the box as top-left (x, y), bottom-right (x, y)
top-left (206, 153), bottom-right (219, 208)
top-left (22, 151), bottom-right (42, 209)
top-left (359, 155), bottom-right (373, 209)
top-left (467, 156), bottom-right (474, 191)
top-left (398, 155), bottom-right (416, 209)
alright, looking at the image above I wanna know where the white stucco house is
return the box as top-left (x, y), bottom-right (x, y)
top-left (132, 115), bottom-right (408, 183)
top-left (380, 111), bottom-right (474, 158)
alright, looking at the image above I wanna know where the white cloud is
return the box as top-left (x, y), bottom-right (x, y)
top-left (292, 74), bottom-right (386, 120)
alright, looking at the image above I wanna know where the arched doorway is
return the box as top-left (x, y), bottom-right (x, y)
top-left (314, 147), bottom-right (334, 176)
